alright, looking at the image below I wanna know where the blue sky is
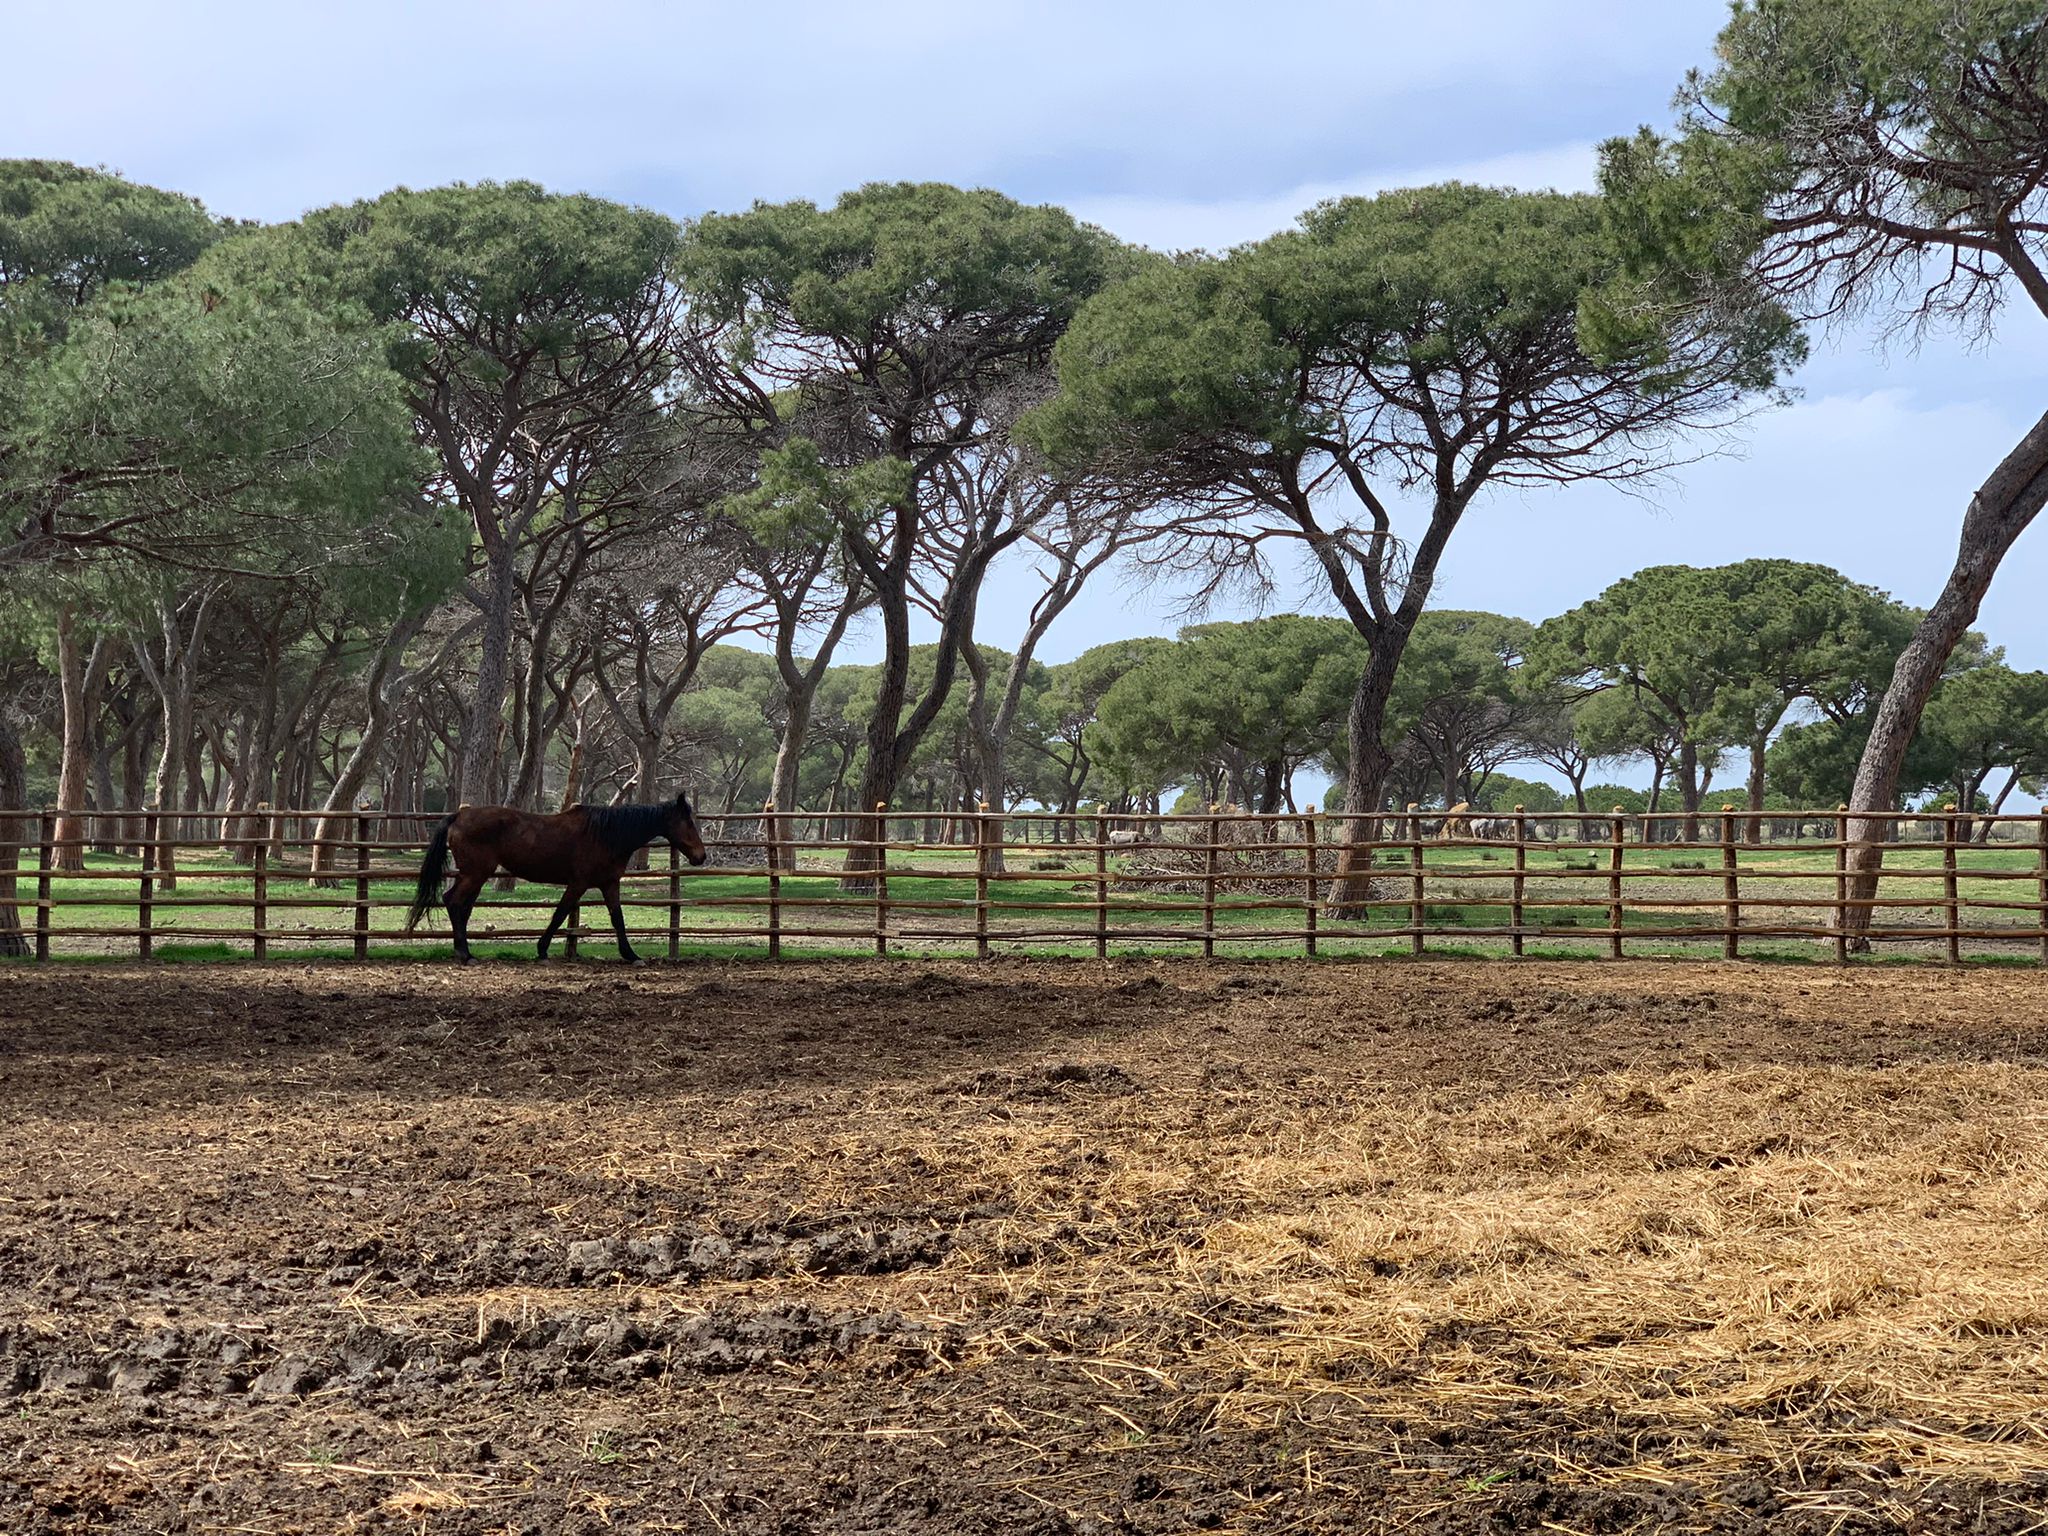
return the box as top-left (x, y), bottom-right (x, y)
top-left (11, 1), bottom-right (2046, 794)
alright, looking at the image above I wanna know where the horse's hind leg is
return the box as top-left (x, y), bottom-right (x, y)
top-left (446, 867), bottom-right (492, 964)
top-left (599, 878), bottom-right (638, 964)
top-left (537, 886), bottom-right (584, 961)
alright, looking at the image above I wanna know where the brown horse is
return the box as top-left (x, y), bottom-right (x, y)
top-left (407, 793), bottom-right (708, 963)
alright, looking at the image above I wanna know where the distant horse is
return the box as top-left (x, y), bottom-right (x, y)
top-left (408, 792), bottom-right (708, 963)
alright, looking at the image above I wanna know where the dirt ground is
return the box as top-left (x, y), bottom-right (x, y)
top-left (4, 959), bottom-right (2048, 1535)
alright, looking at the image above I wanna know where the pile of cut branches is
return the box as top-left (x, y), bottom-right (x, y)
top-left (1112, 818), bottom-right (1393, 901)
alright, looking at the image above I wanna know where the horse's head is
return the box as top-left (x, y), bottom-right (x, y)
top-left (667, 791), bottom-right (709, 866)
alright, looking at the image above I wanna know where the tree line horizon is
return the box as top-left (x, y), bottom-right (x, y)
top-left (3, 0), bottom-right (2044, 940)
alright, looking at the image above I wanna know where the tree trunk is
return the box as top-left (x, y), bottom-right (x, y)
top-left (981, 740), bottom-right (1010, 859)
top-left (961, 641), bottom-right (1009, 871)
top-left (90, 738), bottom-right (116, 851)
top-left (1331, 631), bottom-right (1407, 911)
top-left (52, 613), bottom-right (110, 872)
top-left (1847, 407), bottom-right (2048, 942)
top-left (1677, 739), bottom-right (1702, 844)
top-left (838, 492), bottom-right (1009, 884)
top-left (456, 540), bottom-right (518, 807)
top-left (0, 711), bottom-right (27, 958)
top-left (1978, 767), bottom-right (2021, 843)
top-left (137, 592), bottom-right (217, 894)
top-left (1742, 733), bottom-right (1768, 845)
top-left (1259, 757), bottom-right (1284, 815)
top-left (843, 577), bottom-right (915, 887)
top-left (768, 694), bottom-right (810, 870)
top-left (53, 607), bottom-right (87, 870)
top-left (119, 705), bottom-right (147, 851)
top-left (225, 660), bottom-right (282, 862)
top-left (558, 708), bottom-right (590, 813)
top-left (310, 616), bottom-right (427, 882)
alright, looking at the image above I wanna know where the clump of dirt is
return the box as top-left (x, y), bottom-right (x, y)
top-left (948, 1060), bottom-right (1143, 1100)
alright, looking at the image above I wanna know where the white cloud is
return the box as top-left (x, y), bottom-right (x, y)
top-left (1066, 143), bottom-right (1603, 253)
top-left (5, 3), bottom-right (1708, 223)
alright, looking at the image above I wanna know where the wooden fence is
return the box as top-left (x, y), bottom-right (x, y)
top-left (1, 804), bottom-right (2046, 964)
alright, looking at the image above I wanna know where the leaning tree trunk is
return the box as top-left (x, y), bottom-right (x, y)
top-left (1977, 768), bottom-right (2021, 844)
top-left (1846, 408), bottom-right (2048, 944)
top-left (311, 627), bottom-right (422, 884)
top-left (0, 712), bottom-right (28, 958)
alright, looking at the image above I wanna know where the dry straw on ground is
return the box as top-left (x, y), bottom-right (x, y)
top-left (3, 960), bottom-right (2046, 1533)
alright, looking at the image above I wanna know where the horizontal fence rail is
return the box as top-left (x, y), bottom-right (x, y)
top-left (2, 804), bottom-right (2046, 964)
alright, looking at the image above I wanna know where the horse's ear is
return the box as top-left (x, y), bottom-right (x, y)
top-left (674, 790), bottom-right (690, 810)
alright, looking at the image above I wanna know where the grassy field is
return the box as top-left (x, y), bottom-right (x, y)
top-left (7, 832), bottom-right (2046, 965)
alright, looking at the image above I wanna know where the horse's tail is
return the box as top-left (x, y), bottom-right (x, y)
top-left (407, 816), bottom-right (454, 931)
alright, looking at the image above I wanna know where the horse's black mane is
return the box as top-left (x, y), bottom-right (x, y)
top-left (582, 800), bottom-right (681, 857)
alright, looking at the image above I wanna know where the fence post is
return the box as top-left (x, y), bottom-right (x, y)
top-left (762, 802), bottom-right (780, 962)
top-left (2036, 809), bottom-right (2048, 968)
top-left (139, 811), bottom-right (157, 960)
top-left (1510, 805), bottom-right (1527, 958)
top-left (1720, 807), bottom-right (1740, 960)
top-left (1943, 803), bottom-right (1961, 966)
top-left (1834, 803), bottom-right (1851, 965)
top-left (1203, 805), bottom-right (1221, 959)
top-left (253, 839), bottom-right (269, 962)
top-left (354, 807), bottom-right (372, 961)
top-left (1302, 806), bottom-right (1319, 959)
top-left (975, 803), bottom-right (992, 962)
top-left (1608, 809), bottom-right (1626, 960)
top-left (873, 802), bottom-right (889, 958)
top-left (34, 812), bottom-right (55, 963)
top-left (1094, 812), bottom-right (1110, 960)
top-left (1409, 805), bottom-right (1425, 957)
top-left (668, 839), bottom-right (682, 960)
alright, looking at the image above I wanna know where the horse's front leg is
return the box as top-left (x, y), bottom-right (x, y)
top-left (537, 885), bottom-right (584, 960)
top-left (599, 878), bottom-right (639, 964)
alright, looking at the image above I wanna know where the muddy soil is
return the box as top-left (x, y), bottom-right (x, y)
top-left (3, 959), bottom-right (2046, 1534)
